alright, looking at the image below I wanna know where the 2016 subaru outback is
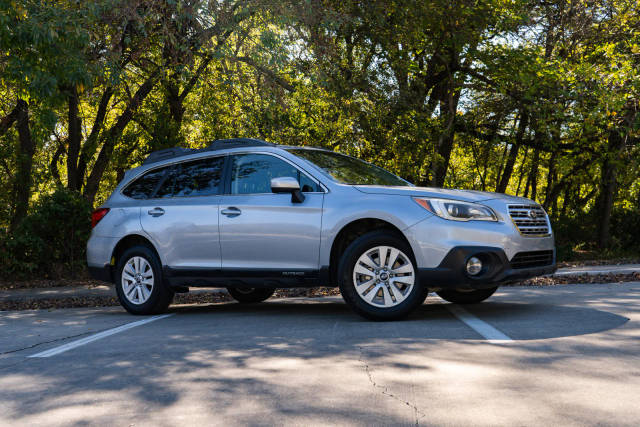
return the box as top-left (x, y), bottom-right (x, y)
top-left (87, 138), bottom-right (556, 320)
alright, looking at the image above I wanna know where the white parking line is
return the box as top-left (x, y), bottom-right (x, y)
top-left (28, 314), bottom-right (175, 358)
top-left (445, 304), bottom-right (512, 343)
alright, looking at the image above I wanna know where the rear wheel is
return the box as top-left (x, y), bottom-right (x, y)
top-left (115, 245), bottom-right (174, 315)
top-left (227, 287), bottom-right (275, 303)
top-left (338, 231), bottom-right (425, 321)
top-left (436, 287), bottom-right (498, 304)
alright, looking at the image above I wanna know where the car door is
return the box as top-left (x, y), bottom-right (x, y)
top-left (139, 155), bottom-right (225, 270)
top-left (218, 153), bottom-right (324, 272)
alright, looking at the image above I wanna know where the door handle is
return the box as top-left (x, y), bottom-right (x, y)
top-left (147, 207), bottom-right (165, 217)
top-left (221, 207), bottom-right (241, 217)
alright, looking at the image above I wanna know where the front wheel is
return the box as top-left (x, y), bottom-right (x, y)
top-left (338, 231), bottom-right (425, 321)
top-left (436, 287), bottom-right (498, 304)
top-left (227, 287), bottom-right (275, 303)
top-left (115, 245), bottom-right (174, 315)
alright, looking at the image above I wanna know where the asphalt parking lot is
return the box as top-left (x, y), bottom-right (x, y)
top-left (1, 282), bottom-right (639, 426)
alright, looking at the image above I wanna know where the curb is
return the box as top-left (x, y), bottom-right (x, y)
top-left (552, 264), bottom-right (640, 277)
top-left (2, 265), bottom-right (640, 303)
top-left (0, 285), bottom-right (227, 303)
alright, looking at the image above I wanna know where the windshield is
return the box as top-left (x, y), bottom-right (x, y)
top-left (287, 149), bottom-right (411, 186)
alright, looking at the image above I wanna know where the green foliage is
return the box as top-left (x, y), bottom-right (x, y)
top-left (0, 188), bottom-right (91, 279)
top-left (1, 0), bottom-right (640, 275)
top-left (0, 0), bottom-right (98, 100)
top-left (609, 207), bottom-right (640, 252)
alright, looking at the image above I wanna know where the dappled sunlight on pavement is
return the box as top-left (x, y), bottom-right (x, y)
top-left (0, 283), bottom-right (639, 425)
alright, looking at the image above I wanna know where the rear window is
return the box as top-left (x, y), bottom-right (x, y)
top-left (156, 156), bottom-right (225, 198)
top-left (122, 167), bottom-right (168, 199)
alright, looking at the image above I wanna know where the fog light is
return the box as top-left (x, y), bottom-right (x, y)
top-left (466, 256), bottom-right (483, 276)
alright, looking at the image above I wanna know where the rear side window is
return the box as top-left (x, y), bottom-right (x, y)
top-left (122, 167), bottom-right (167, 199)
top-left (156, 156), bottom-right (225, 198)
top-left (230, 154), bottom-right (320, 194)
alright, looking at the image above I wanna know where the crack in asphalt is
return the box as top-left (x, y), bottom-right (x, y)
top-left (0, 319), bottom-right (134, 357)
top-left (0, 330), bottom-right (101, 374)
top-left (0, 330), bottom-right (96, 356)
top-left (358, 346), bottom-right (426, 426)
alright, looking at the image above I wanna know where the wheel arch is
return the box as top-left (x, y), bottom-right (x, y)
top-left (328, 218), bottom-right (414, 285)
top-left (111, 234), bottom-right (163, 274)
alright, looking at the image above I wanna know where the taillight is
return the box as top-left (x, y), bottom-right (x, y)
top-left (91, 208), bottom-right (110, 228)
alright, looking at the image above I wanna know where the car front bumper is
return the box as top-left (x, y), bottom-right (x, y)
top-left (418, 246), bottom-right (557, 290)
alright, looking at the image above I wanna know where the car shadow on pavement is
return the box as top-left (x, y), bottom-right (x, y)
top-left (165, 296), bottom-right (630, 341)
top-left (0, 292), bottom-right (636, 425)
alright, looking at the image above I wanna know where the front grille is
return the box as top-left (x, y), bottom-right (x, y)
top-left (508, 204), bottom-right (550, 236)
top-left (510, 250), bottom-right (554, 269)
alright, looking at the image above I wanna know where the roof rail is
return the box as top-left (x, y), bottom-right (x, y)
top-left (142, 147), bottom-right (195, 165)
top-left (142, 138), bottom-right (276, 165)
top-left (207, 138), bottom-right (275, 151)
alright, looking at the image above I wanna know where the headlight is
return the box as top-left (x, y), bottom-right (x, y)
top-left (413, 197), bottom-right (498, 222)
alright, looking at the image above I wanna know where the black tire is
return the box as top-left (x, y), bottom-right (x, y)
top-left (421, 287), bottom-right (431, 304)
top-left (338, 231), bottom-right (425, 321)
top-left (227, 287), bottom-right (275, 303)
top-left (115, 245), bottom-right (174, 315)
top-left (436, 287), bottom-right (498, 304)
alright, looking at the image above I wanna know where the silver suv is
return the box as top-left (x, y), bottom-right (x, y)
top-left (87, 138), bottom-right (556, 320)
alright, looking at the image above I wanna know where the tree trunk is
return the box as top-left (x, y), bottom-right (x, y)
top-left (153, 51), bottom-right (216, 148)
top-left (543, 151), bottom-right (557, 211)
top-left (597, 100), bottom-right (637, 248)
top-left (597, 130), bottom-right (625, 248)
top-left (50, 140), bottom-right (66, 186)
top-left (495, 143), bottom-right (509, 190)
top-left (83, 71), bottom-right (160, 205)
top-left (597, 158), bottom-right (616, 249)
top-left (497, 111), bottom-right (528, 193)
top-left (431, 78), bottom-right (460, 187)
top-left (10, 99), bottom-right (35, 231)
top-left (515, 147), bottom-right (529, 196)
top-left (152, 80), bottom-right (185, 148)
top-left (525, 148), bottom-right (540, 201)
top-left (560, 185), bottom-right (570, 219)
top-left (167, 81), bottom-right (185, 129)
top-left (76, 86), bottom-right (114, 189)
top-left (67, 87), bottom-right (82, 190)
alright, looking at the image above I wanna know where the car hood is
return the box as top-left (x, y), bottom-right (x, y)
top-left (353, 185), bottom-right (534, 204)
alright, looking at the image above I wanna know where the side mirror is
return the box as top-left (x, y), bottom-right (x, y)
top-left (271, 177), bottom-right (305, 203)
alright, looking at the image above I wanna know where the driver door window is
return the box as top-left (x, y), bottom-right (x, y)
top-left (230, 154), bottom-right (320, 194)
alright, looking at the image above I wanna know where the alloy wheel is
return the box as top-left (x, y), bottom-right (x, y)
top-left (121, 256), bottom-right (154, 305)
top-left (352, 245), bottom-right (415, 308)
